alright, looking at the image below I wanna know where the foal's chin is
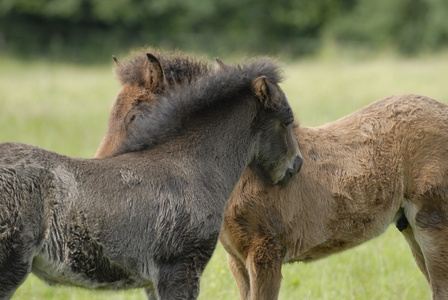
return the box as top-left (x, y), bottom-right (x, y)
top-left (261, 155), bottom-right (303, 185)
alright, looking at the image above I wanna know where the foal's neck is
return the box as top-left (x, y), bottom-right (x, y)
top-left (180, 101), bottom-right (256, 193)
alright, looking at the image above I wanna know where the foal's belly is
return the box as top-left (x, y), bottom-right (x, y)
top-left (286, 236), bottom-right (373, 263)
top-left (284, 205), bottom-right (402, 263)
top-left (31, 253), bottom-right (151, 290)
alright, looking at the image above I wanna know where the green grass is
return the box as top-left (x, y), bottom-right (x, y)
top-left (2, 52), bottom-right (448, 299)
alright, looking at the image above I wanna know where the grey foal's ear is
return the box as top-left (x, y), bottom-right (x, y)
top-left (215, 57), bottom-right (231, 72)
top-left (253, 76), bottom-right (271, 109)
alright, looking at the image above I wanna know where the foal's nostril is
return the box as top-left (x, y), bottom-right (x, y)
top-left (276, 156), bottom-right (303, 185)
top-left (294, 155), bottom-right (303, 174)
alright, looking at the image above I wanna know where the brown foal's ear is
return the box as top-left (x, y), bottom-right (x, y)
top-left (112, 55), bottom-right (121, 66)
top-left (215, 57), bottom-right (231, 72)
top-left (253, 76), bottom-right (272, 109)
top-left (145, 53), bottom-right (166, 93)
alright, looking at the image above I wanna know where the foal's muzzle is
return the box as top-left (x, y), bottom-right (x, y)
top-left (278, 155), bottom-right (303, 185)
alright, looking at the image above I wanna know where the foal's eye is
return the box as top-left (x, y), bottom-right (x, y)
top-left (126, 113), bottom-right (141, 127)
top-left (282, 117), bottom-right (294, 128)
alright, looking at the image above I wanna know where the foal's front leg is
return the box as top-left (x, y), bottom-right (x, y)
top-left (144, 286), bottom-right (158, 300)
top-left (156, 261), bottom-right (201, 300)
top-left (228, 253), bottom-right (251, 299)
top-left (246, 239), bottom-right (284, 300)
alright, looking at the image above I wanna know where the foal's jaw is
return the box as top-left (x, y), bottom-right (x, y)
top-left (251, 129), bottom-right (303, 185)
top-left (268, 147), bottom-right (303, 184)
top-left (277, 154), bottom-right (303, 184)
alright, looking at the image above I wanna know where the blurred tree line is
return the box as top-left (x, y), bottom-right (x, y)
top-left (0, 0), bottom-right (447, 62)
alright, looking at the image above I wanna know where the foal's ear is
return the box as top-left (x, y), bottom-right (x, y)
top-left (145, 53), bottom-right (166, 93)
top-left (112, 55), bottom-right (121, 66)
top-left (253, 76), bottom-right (273, 109)
top-left (215, 57), bottom-right (231, 72)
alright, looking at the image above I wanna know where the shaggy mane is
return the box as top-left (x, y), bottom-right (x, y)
top-left (118, 57), bottom-right (284, 154)
top-left (115, 47), bottom-right (212, 88)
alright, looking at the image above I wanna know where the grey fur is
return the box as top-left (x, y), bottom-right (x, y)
top-left (0, 60), bottom-right (300, 300)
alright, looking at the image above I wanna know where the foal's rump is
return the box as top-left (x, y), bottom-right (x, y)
top-left (0, 143), bottom-right (61, 297)
top-left (390, 95), bottom-right (448, 193)
top-left (0, 143), bottom-right (58, 241)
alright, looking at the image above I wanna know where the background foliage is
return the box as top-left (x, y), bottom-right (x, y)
top-left (1, 0), bottom-right (447, 62)
top-left (1, 1), bottom-right (448, 298)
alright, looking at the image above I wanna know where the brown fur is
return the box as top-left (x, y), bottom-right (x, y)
top-left (220, 94), bottom-right (448, 299)
top-left (95, 48), bottom-right (212, 158)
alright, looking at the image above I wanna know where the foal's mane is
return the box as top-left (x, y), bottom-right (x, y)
top-left (115, 47), bottom-right (212, 87)
top-left (117, 57), bottom-right (284, 154)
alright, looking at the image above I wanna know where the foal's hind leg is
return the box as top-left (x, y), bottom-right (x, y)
top-left (404, 191), bottom-right (448, 299)
top-left (411, 225), bottom-right (448, 299)
top-left (400, 226), bottom-right (430, 282)
top-left (0, 232), bottom-right (34, 299)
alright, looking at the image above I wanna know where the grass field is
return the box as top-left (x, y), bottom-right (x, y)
top-left (2, 51), bottom-right (448, 299)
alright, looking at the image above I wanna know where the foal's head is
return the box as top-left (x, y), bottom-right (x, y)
top-left (243, 61), bottom-right (302, 184)
top-left (95, 48), bottom-right (211, 157)
top-left (214, 57), bottom-right (302, 184)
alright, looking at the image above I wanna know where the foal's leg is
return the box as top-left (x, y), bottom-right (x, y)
top-left (156, 260), bottom-right (202, 300)
top-left (0, 202), bottom-right (39, 298)
top-left (246, 239), bottom-right (284, 300)
top-left (412, 226), bottom-right (448, 299)
top-left (144, 286), bottom-right (158, 300)
top-left (405, 191), bottom-right (448, 299)
top-left (0, 233), bottom-right (34, 299)
top-left (400, 226), bottom-right (430, 282)
top-left (228, 254), bottom-right (251, 300)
